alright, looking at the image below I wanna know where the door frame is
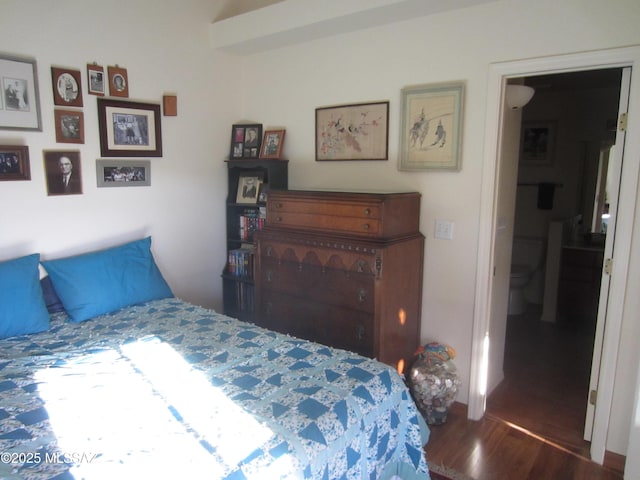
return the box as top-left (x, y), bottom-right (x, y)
top-left (469, 46), bottom-right (640, 465)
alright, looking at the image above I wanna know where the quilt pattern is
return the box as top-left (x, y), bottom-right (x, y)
top-left (0, 299), bottom-right (429, 479)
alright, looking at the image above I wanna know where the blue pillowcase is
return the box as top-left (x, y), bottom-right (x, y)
top-left (41, 237), bottom-right (173, 322)
top-left (0, 253), bottom-right (50, 339)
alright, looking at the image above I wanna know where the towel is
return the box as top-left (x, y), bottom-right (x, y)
top-left (537, 182), bottom-right (555, 210)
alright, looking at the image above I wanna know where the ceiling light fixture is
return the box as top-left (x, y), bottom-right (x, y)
top-left (505, 84), bottom-right (535, 110)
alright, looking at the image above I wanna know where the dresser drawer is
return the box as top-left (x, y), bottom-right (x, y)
top-left (260, 258), bottom-right (375, 313)
top-left (269, 211), bottom-right (381, 237)
top-left (259, 291), bottom-right (374, 358)
top-left (267, 190), bottom-right (420, 239)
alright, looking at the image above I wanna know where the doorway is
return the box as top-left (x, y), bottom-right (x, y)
top-left (486, 68), bottom-right (623, 457)
top-left (469, 47), bottom-right (640, 472)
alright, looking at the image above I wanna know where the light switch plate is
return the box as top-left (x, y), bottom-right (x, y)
top-left (435, 219), bottom-right (454, 240)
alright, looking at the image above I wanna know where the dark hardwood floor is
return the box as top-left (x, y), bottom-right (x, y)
top-left (424, 304), bottom-right (625, 479)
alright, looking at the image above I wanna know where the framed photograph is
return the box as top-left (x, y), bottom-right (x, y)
top-left (97, 98), bottom-right (162, 157)
top-left (0, 54), bottom-right (42, 131)
top-left (257, 183), bottom-right (269, 203)
top-left (229, 123), bottom-right (262, 159)
top-left (54, 109), bottom-right (84, 144)
top-left (260, 129), bottom-right (285, 159)
top-left (0, 145), bottom-right (30, 181)
top-left (51, 67), bottom-right (83, 107)
top-left (316, 101), bottom-right (389, 161)
top-left (96, 159), bottom-right (150, 187)
top-left (399, 81), bottom-right (465, 171)
top-left (43, 150), bottom-right (82, 196)
top-left (520, 121), bottom-right (555, 166)
top-left (87, 63), bottom-right (105, 96)
top-left (108, 65), bottom-right (129, 98)
top-left (236, 175), bottom-right (262, 204)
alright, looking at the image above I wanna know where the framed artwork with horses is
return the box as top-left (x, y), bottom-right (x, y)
top-left (399, 81), bottom-right (465, 171)
top-left (315, 101), bottom-right (389, 161)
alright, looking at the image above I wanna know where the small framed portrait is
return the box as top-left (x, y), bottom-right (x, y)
top-left (236, 175), bottom-right (262, 204)
top-left (96, 159), bottom-right (150, 187)
top-left (229, 123), bottom-right (262, 159)
top-left (87, 63), bottom-right (105, 96)
top-left (51, 67), bottom-right (83, 107)
top-left (0, 145), bottom-right (30, 181)
top-left (108, 65), bottom-right (129, 97)
top-left (54, 109), bottom-right (84, 144)
top-left (260, 129), bottom-right (285, 159)
top-left (43, 150), bottom-right (82, 196)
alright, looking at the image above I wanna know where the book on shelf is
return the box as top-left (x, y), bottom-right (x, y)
top-left (238, 207), bottom-right (267, 241)
top-left (227, 244), bottom-right (255, 279)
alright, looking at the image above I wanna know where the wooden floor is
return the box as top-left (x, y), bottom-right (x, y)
top-left (424, 305), bottom-right (625, 480)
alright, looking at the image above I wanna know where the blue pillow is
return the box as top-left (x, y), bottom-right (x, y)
top-left (0, 254), bottom-right (50, 339)
top-left (41, 237), bottom-right (173, 322)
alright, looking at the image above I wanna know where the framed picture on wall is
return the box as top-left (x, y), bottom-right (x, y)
top-left (51, 67), bottom-right (83, 107)
top-left (97, 98), bottom-right (162, 157)
top-left (229, 123), bottom-right (262, 159)
top-left (96, 159), bottom-right (150, 187)
top-left (0, 145), bottom-right (30, 181)
top-left (43, 150), bottom-right (82, 196)
top-left (108, 65), bottom-right (129, 98)
top-left (398, 81), bottom-right (465, 171)
top-left (520, 121), bottom-right (555, 165)
top-left (87, 63), bottom-right (105, 96)
top-left (54, 109), bottom-right (84, 144)
top-left (0, 54), bottom-right (42, 131)
top-left (316, 101), bottom-right (389, 161)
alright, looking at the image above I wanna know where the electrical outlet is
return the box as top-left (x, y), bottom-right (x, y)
top-left (434, 219), bottom-right (454, 240)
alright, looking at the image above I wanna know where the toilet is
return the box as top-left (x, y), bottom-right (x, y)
top-left (508, 237), bottom-right (545, 315)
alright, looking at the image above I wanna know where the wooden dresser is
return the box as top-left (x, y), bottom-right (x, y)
top-left (254, 190), bottom-right (424, 373)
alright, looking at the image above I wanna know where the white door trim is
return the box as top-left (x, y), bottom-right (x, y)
top-left (470, 46), bottom-right (640, 466)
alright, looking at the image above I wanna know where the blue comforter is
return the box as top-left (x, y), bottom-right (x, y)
top-left (0, 298), bottom-right (429, 479)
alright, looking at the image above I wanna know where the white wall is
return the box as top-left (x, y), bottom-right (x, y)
top-left (232, 0), bottom-right (640, 455)
top-left (0, 0), bottom-right (238, 309)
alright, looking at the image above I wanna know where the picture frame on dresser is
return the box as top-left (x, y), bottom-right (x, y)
top-left (315, 101), bottom-right (389, 161)
top-left (0, 54), bottom-right (42, 131)
top-left (51, 67), bottom-right (83, 107)
top-left (230, 124), bottom-right (263, 159)
top-left (260, 129), bottom-right (285, 159)
top-left (97, 98), bottom-right (162, 157)
top-left (0, 145), bottom-right (30, 181)
top-left (398, 81), bottom-right (464, 171)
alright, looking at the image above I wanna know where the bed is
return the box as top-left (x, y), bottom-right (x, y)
top-left (0, 237), bottom-right (430, 479)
